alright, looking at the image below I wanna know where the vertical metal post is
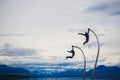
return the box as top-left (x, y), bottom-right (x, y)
top-left (73, 46), bottom-right (86, 80)
top-left (90, 29), bottom-right (100, 80)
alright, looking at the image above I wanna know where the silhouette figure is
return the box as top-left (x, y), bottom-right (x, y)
top-left (66, 46), bottom-right (75, 59)
top-left (78, 28), bottom-right (90, 45)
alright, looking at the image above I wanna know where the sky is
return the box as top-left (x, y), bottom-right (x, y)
top-left (0, 0), bottom-right (120, 69)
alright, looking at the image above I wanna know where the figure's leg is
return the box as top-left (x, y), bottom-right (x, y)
top-left (83, 41), bottom-right (87, 45)
top-left (66, 56), bottom-right (72, 59)
top-left (83, 38), bottom-right (88, 45)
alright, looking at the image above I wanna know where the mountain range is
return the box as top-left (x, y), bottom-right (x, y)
top-left (0, 64), bottom-right (120, 79)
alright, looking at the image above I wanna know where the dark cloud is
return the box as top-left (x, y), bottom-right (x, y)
top-left (86, 41), bottom-right (105, 48)
top-left (0, 43), bottom-right (37, 56)
top-left (97, 34), bottom-right (106, 37)
top-left (110, 11), bottom-right (120, 16)
top-left (11, 58), bottom-right (106, 70)
top-left (86, 59), bottom-right (106, 64)
top-left (85, 0), bottom-right (120, 16)
top-left (11, 62), bottom-right (80, 70)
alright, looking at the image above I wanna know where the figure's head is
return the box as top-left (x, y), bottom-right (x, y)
top-left (88, 28), bottom-right (90, 31)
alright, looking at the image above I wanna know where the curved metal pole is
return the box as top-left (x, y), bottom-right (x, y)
top-left (90, 29), bottom-right (100, 80)
top-left (72, 45), bottom-right (86, 80)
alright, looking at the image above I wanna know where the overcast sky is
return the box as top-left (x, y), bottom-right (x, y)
top-left (0, 0), bottom-right (120, 69)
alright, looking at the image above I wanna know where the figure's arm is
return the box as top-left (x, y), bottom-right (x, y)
top-left (78, 33), bottom-right (85, 36)
top-left (66, 56), bottom-right (72, 59)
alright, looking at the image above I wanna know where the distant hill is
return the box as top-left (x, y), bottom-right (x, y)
top-left (32, 68), bottom-right (84, 77)
top-left (86, 65), bottom-right (120, 79)
top-left (0, 64), bottom-right (120, 79)
top-left (0, 64), bottom-right (31, 76)
top-left (32, 65), bottom-right (120, 79)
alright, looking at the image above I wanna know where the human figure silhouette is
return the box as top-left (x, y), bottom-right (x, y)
top-left (66, 50), bottom-right (75, 59)
top-left (78, 28), bottom-right (90, 45)
top-left (66, 46), bottom-right (75, 59)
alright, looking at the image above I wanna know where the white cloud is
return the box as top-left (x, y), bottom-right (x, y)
top-left (0, 43), bottom-right (37, 56)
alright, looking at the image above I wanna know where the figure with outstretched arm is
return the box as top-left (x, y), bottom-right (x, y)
top-left (66, 46), bottom-right (75, 59)
top-left (66, 45), bottom-right (86, 80)
top-left (78, 28), bottom-right (90, 45)
top-left (78, 28), bottom-right (100, 80)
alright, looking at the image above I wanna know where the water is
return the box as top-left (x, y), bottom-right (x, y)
top-left (2, 77), bottom-right (112, 80)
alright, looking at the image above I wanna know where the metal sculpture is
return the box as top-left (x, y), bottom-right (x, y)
top-left (78, 28), bottom-right (100, 80)
top-left (66, 45), bottom-right (86, 80)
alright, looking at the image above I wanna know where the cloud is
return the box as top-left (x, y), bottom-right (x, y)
top-left (10, 57), bottom-right (106, 70)
top-left (0, 33), bottom-right (40, 37)
top-left (11, 62), bottom-right (81, 70)
top-left (86, 41), bottom-right (105, 48)
top-left (110, 11), bottom-right (120, 16)
top-left (67, 28), bottom-right (88, 33)
top-left (0, 43), bottom-right (37, 56)
top-left (85, 0), bottom-right (120, 16)
top-left (97, 34), bottom-right (106, 37)
top-left (0, 34), bottom-right (25, 37)
top-left (67, 28), bottom-right (106, 36)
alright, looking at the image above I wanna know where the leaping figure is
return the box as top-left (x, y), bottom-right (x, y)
top-left (78, 28), bottom-right (90, 45)
top-left (66, 46), bottom-right (75, 59)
